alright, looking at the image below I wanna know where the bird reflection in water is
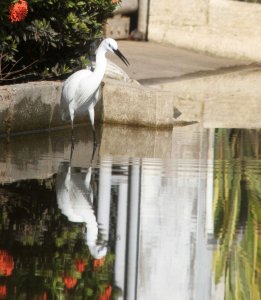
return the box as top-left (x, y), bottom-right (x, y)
top-left (56, 144), bottom-right (107, 259)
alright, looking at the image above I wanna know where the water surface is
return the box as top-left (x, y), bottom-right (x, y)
top-left (0, 124), bottom-right (260, 300)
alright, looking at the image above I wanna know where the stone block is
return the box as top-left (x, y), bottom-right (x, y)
top-left (104, 15), bottom-right (130, 40)
top-left (0, 81), bottom-right (63, 135)
top-left (102, 79), bottom-right (202, 127)
top-left (102, 80), bottom-right (157, 126)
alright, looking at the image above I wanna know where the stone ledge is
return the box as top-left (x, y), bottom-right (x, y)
top-left (152, 65), bottom-right (261, 128)
top-left (1, 62), bottom-right (259, 133)
top-left (0, 81), bottom-right (63, 135)
top-left (0, 77), bottom-right (201, 135)
top-left (102, 79), bottom-right (201, 127)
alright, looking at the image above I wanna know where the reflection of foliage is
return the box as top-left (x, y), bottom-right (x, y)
top-left (0, 178), bottom-right (115, 299)
top-left (0, 250), bottom-right (14, 276)
top-left (0, 284), bottom-right (7, 298)
top-left (213, 129), bottom-right (261, 300)
top-left (99, 285), bottom-right (112, 300)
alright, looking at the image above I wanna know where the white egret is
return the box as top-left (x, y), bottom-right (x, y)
top-left (60, 38), bottom-right (129, 144)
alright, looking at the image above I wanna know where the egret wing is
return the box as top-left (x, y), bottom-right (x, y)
top-left (61, 69), bottom-right (92, 103)
top-left (73, 74), bottom-right (100, 110)
top-left (60, 69), bottom-right (93, 120)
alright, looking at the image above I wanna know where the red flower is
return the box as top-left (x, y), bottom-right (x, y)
top-left (93, 257), bottom-right (105, 269)
top-left (75, 259), bottom-right (86, 273)
top-left (0, 285), bottom-right (7, 299)
top-left (9, 0), bottom-right (28, 23)
top-left (64, 276), bottom-right (77, 289)
top-left (42, 292), bottom-right (47, 300)
top-left (0, 250), bottom-right (14, 276)
top-left (99, 285), bottom-right (112, 300)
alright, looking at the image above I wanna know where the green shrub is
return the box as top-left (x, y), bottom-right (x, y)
top-left (0, 0), bottom-right (119, 84)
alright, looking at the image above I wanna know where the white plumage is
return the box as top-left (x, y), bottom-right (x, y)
top-left (60, 38), bottom-right (129, 143)
top-left (56, 162), bottom-right (108, 259)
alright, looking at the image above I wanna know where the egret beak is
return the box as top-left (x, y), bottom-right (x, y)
top-left (113, 49), bottom-right (130, 66)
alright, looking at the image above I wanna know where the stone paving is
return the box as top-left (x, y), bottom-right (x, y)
top-left (109, 41), bottom-right (250, 85)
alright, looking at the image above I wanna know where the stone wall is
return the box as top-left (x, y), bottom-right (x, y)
top-left (0, 81), bottom-right (63, 135)
top-left (148, 0), bottom-right (261, 61)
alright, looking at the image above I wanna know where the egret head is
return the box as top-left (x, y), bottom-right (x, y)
top-left (101, 38), bottom-right (129, 66)
top-left (105, 38), bottom-right (118, 52)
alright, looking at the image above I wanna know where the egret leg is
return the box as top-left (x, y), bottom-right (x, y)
top-left (88, 105), bottom-right (97, 146)
top-left (70, 112), bottom-right (75, 144)
top-left (88, 105), bottom-right (98, 162)
top-left (69, 117), bottom-right (75, 165)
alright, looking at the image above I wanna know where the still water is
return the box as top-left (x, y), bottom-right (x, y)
top-left (0, 124), bottom-right (260, 300)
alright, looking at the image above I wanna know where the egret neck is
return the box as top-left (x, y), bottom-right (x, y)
top-left (92, 47), bottom-right (107, 91)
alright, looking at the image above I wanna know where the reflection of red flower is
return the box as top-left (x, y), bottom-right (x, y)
top-left (99, 285), bottom-right (112, 300)
top-left (64, 276), bottom-right (77, 289)
top-left (0, 250), bottom-right (14, 276)
top-left (9, 0), bottom-right (28, 23)
top-left (75, 259), bottom-right (86, 273)
top-left (42, 292), bottom-right (47, 300)
top-left (93, 257), bottom-right (105, 269)
top-left (0, 285), bottom-right (7, 299)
